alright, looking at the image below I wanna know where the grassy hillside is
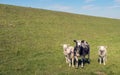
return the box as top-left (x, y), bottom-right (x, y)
top-left (0, 4), bottom-right (120, 75)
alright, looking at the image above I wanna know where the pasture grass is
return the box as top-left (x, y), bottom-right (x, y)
top-left (0, 4), bottom-right (120, 75)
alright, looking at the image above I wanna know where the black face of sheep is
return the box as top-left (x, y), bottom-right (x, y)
top-left (73, 40), bottom-right (90, 68)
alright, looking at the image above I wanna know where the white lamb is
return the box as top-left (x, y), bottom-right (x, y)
top-left (98, 46), bottom-right (107, 65)
top-left (62, 44), bottom-right (75, 67)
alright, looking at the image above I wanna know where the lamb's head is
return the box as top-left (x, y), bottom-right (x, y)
top-left (98, 46), bottom-right (107, 55)
top-left (62, 44), bottom-right (70, 50)
top-left (99, 46), bottom-right (107, 50)
top-left (61, 44), bottom-right (70, 55)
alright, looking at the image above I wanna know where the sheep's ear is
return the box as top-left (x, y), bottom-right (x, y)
top-left (73, 40), bottom-right (76, 42)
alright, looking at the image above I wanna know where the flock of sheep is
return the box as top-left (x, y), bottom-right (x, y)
top-left (61, 40), bottom-right (107, 68)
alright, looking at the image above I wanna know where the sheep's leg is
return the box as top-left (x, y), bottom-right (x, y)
top-left (103, 57), bottom-right (106, 65)
top-left (99, 57), bottom-right (101, 64)
top-left (65, 57), bottom-right (69, 63)
top-left (75, 56), bottom-right (79, 68)
top-left (88, 51), bottom-right (90, 64)
top-left (81, 56), bottom-right (86, 67)
top-left (81, 62), bottom-right (83, 67)
top-left (81, 57), bottom-right (84, 67)
top-left (72, 58), bottom-right (74, 67)
top-left (67, 59), bottom-right (71, 67)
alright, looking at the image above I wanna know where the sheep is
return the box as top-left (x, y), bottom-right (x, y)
top-left (98, 46), bottom-right (107, 65)
top-left (62, 44), bottom-right (75, 67)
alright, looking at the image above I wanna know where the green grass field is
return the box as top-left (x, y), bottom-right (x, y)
top-left (0, 4), bottom-right (120, 75)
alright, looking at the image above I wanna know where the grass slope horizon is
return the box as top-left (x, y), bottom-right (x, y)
top-left (0, 4), bottom-right (120, 75)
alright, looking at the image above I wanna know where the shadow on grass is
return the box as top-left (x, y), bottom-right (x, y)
top-left (74, 58), bottom-right (90, 68)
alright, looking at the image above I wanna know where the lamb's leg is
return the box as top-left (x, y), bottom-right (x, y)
top-left (75, 56), bottom-right (79, 68)
top-left (67, 58), bottom-right (71, 67)
top-left (99, 57), bottom-right (101, 64)
top-left (103, 57), bottom-right (106, 65)
top-left (72, 58), bottom-right (74, 67)
top-left (65, 57), bottom-right (69, 63)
